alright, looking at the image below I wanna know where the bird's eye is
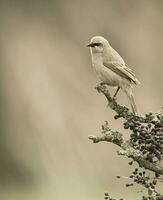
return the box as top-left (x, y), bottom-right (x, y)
top-left (93, 43), bottom-right (101, 47)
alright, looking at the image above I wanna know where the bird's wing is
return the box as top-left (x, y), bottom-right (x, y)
top-left (103, 61), bottom-right (140, 85)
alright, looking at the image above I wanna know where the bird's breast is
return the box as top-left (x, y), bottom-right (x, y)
top-left (92, 61), bottom-right (121, 86)
top-left (91, 53), bottom-right (124, 86)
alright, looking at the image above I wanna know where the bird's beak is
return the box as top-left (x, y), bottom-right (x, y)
top-left (87, 42), bottom-right (94, 47)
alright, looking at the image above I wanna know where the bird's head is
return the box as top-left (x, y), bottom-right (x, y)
top-left (87, 36), bottom-right (109, 54)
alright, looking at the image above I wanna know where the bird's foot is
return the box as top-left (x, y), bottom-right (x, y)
top-left (99, 82), bottom-right (106, 86)
top-left (113, 93), bottom-right (117, 99)
top-left (96, 82), bottom-right (107, 93)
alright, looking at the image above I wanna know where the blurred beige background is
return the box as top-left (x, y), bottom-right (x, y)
top-left (0, 0), bottom-right (163, 199)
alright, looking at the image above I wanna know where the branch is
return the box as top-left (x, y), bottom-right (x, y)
top-left (89, 84), bottom-right (163, 172)
top-left (89, 83), bottom-right (163, 198)
top-left (88, 123), bottom-right (163, 175)
top-left (95, 83), bottom-right (130, 119)
top-left (96, 83), bottom-right (145, 122)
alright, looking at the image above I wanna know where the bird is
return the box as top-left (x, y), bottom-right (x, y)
top-left (87, 36), bottom-right (140, 115)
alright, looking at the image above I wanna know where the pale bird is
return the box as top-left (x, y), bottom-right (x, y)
top-left (87, 36), bottom-right (140, 115)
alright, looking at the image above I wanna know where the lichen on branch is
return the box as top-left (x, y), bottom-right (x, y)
top-left (89, 84), bottom-right (163, 175)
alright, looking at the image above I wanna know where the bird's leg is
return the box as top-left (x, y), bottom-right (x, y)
top-left (113, 86), bottom-right (120, 98)
top-left (100, 82), bottom-right (106, 86)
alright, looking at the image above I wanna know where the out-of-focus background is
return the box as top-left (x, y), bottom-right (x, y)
top-left (0, 0), bottom-right (163, 199)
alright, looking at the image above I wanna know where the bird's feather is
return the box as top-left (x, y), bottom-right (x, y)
top-left (103, 61), bottom-right (140, 85)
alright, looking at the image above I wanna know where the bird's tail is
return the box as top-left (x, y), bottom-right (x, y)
top-left (123, 87), bottom-right (138, 115)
